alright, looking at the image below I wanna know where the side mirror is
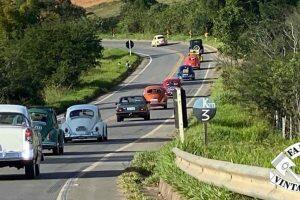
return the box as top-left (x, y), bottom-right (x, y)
top-left (115, 102), bottom-right (118, 106)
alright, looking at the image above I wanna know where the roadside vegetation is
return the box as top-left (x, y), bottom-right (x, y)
top-left (113, 1), bottom-right (299, 198)
top-left (119, 77), bottom-right (300, 199)
top-left (45, 48), bottom-right (140, 113)
top-left (94, 0), bottom-right (300, 135)
top-left (0, 1), bottom-right (101, 106)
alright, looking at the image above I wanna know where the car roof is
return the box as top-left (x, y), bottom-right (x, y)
top-left (144, 85), bottom-right (163, 90)
top-left (0, 104), bottom-right (28, 116)
top-left (67, 104), bottom-right (98, 112)
top-left (190, 39), bottom-right (202, 42)
top-left (120, 95), bottom-right (144, 99)
top-left (179, 65), bottom-right (192, 69)
top-left (164, 77), bottom-right (180, 81)
top-left (29, 106), bottom-right (54, 113)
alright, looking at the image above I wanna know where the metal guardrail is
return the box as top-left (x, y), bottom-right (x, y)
top-left (173, 148), bottom-right (300, 200)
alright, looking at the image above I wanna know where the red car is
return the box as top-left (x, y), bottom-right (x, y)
top-left (143, 85), bottom-right (168, 109)
top-left (184, 54), bottom-right (201, 70)
top-left (162, 78), bottom-right (181, 97)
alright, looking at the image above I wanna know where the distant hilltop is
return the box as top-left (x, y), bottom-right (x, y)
top-left (71, 0), bottom-right (115, 8)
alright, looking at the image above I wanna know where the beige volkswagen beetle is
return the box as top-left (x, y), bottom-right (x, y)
top-left (151, 35), bottom-right (168, 47)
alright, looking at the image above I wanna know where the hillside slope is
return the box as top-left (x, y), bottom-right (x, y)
top-left (71, 0), bottom-right (115, 8)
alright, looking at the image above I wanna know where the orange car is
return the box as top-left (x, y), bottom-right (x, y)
top-left (184, 54), bottom-right (201, 70)
top-left (143, 85), bottom-right (168, 109)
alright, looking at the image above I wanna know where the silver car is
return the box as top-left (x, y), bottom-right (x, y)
top-left (61, 104), bottom-right (108, 142)
top-left (0, 105), bottom-right (43, 179)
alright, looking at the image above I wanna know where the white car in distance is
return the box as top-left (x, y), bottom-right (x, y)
top-left (61, 104), bottom-right (108, 142)
top-left (0, 105), bottom-right (43, 179)
top-left (151, 35), bottom-right (168, 47)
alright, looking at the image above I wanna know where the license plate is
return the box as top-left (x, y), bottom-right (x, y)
top-left (183, 69), bottom-right (189, 74)
top-left (127, 107), bottom-right (135, 111)
top-left (151, 99), bottom-right (158, 102)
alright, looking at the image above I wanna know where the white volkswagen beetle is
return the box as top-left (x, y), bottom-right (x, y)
top-left (151, 35), bottom-right (168, 47)
top-left (61, 104), bottom-right (108, 142)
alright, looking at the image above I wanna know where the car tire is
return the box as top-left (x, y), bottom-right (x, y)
top-left (117, 116), bottom-right (123, 122)
top-left (25, 162), bottom-right (35, 179)
top-left (97, 136), bottom-right (103, 142)
top-left (53, 146), bottom-right (60, 155)
top-left (104, 127), bottom-right (108, 141)
top-left (35, 163), bottom-right (40, 176)
top-left (164, 104), bottom-right (168, 109)
top-left (144, 114), bottom-right (150, 121)
top-left (59, 146), bottom-right (64, 155)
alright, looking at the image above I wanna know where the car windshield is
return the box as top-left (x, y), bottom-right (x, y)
top-left (120, 96), bottom-right (145, 104)
top-left (30, 112), bottom-right (48, 124)
top-left (0, 113), bottom-right (26, 126)
top-left (157, 36), bottom-right (164, 39)
top-left (70, 109), bottom-right (94, 118)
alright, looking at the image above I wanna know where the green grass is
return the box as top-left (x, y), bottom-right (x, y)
top-left (87, 0), bottom-right (187, 18)
top-left (87, 1), bottom-right (123, 18)
top-left (44, 48), bottom-right (140, 113)
top-left (99, 33), bottom-right (222, 49)
top-left (119, 77), bottom-right (300, 199)
top-left (118, 152), bottom-right (158, 200)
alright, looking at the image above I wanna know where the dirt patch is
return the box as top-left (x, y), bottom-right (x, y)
top-left (71, 0), bottom-right (116, 8)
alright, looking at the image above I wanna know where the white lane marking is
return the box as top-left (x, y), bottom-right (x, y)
top-left (93, 52), bottom-right (152, 105)
top-left (56, 54), bottom-right (214, 200)
top-left (57, 52), bottom-right (152, 120)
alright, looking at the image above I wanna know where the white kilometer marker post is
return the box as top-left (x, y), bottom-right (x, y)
top-left (176, 88), bottom-right (184, 143)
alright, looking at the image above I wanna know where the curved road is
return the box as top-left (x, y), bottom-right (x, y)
top-left (0, 41), bottom-right (217, 200)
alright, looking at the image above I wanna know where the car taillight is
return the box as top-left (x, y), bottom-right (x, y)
top-left (117, 108), bottom-right (124, 112)
top-left (139, 107), bottom-right (147, 111)
top-left (25, 129), bottom-right (33, 141)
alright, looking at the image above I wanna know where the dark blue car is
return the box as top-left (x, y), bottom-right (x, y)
top-left (177, 65), bottom-right (195, 81)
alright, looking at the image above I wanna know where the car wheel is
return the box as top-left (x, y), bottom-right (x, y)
top-left (59, 146), bottom-right (64, 155)
top-left (53, 146), bottom-right (60, 155)
top-left (117, 116), bottom-right (123, 122)
top-left (144, 114), bottom-right (150, 121)
top-left (35, 163), bottom-right (40, 176)
top-left (164, 104), bottom-right (168, 109)
top-left (97, 136), bottom-right (103, 142)
top-left (25, 162), bottom-right (35, 179)
top-left (104, 127), bottom-right (108, 141)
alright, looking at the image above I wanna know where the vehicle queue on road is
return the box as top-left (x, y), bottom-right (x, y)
top-left (0, 36), bottom-right (204, 179)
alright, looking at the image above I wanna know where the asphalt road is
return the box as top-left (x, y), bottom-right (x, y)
top-left (0, 41), bottom-right (218, 200)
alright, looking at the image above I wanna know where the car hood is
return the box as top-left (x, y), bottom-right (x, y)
top-left (66, 117), bottom-right (96, 132)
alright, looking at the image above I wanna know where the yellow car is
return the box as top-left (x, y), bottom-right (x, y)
top-left (151, 35), bottom-right (168, 47)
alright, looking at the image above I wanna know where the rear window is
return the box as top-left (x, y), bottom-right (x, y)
top-left (30, 112), bottom-right (48, 123)
top-left (167, 81), bottom-right (179, 86)
top-left (0, 113), bottom-right (27, 126)
top-left (70, 109), bottom-right (94, 118)
top-left (147, 89), bottom-right (162, 94)
top-left (120, 96), bottom-right (145, 104)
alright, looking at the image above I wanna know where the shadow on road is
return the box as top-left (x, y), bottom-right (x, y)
top-left (109, 120), bottom-right (174, 128)
top-left (0, 169), bottom-right (124, 180)
top-left (44, 155), bottom-right (134, 164)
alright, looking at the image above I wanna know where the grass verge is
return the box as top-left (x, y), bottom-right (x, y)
top-left (119, 77), bottom-right (299, 199)
top-left (44, 48), bottom-right (140, 113)
top-left (98, 33), bottom-right (222, 49)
